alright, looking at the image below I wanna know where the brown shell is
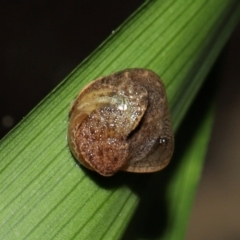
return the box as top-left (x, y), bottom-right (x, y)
top-left (68, 68), bottom-right (174, 176)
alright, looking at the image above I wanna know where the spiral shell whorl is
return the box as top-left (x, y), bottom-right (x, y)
top-left (68, 68), bottom-right (174, 176)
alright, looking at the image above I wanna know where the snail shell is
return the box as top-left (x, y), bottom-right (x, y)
top-left (68, 68), bottom-right (174, 176)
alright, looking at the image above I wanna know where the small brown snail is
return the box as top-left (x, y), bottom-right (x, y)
top-left (68, 68), bottom-right (174, 176)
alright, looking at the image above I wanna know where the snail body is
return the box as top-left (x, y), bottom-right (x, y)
top-left (68, 68), bottom-right (174, 176)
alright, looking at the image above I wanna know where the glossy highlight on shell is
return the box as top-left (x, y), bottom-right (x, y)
top-left (68, 68), bottom-right (174, 176)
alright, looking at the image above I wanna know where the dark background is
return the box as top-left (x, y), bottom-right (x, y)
top-left (0, 0), bottom-right (145, 138)
top-left (1, 1), bottom-right (239, 239)
top-left (187, 23), bottom-right (240, 240)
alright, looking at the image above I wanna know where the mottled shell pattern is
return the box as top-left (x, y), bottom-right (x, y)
top-left (68, 68), bottom-right (174, 176)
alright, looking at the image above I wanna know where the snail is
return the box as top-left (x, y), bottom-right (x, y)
top-left (68, 68), bottom-right (174, 176)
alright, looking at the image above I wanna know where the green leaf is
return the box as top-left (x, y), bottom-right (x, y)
top-left (0, 0), bottom-right (239, 239)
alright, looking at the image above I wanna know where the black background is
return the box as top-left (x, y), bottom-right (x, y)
top-left (0, 0), bottom-right (144, 139)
